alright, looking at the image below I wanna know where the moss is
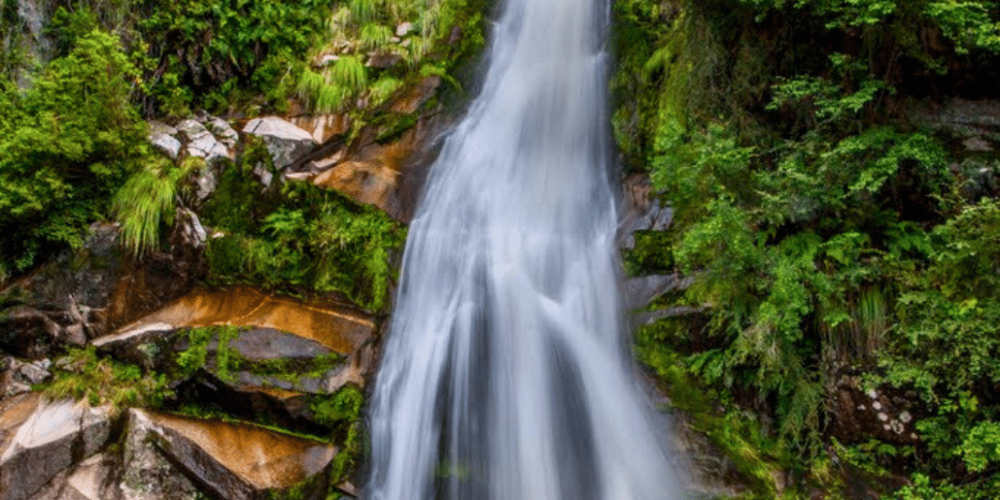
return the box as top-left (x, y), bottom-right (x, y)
top-left (44, 347), bottom-right (172, 413)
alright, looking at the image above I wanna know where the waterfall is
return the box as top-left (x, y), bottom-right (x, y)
top-left (366, 0), bottom-right (685, 499)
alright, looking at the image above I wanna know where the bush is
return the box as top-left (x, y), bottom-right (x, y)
top-left (0, 28), bottom-right (148, 280)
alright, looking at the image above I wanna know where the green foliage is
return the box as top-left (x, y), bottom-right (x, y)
top-left (138, 0), bottom-right (337, 113)
top-left (46, 347), bottom-right (172, 412)
top-left (202, 155), bottom-right (405, 310)
top-left (0, 28), bottom-right (147, 279)
top-left (615, 0), bottom-right (1000, 495)
top-left (113, 156), bottom-right (204, 256)
top-left (311, 386), bottom-right (365, 484)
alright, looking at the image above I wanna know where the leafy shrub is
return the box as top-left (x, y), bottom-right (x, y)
top-left (0, 28), bottom-right (148, 279)
top-left (201, 154), bottom-right (405, 311)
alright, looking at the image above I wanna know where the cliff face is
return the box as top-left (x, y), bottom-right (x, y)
top-left (612, 1), bottom-right (1000, 498)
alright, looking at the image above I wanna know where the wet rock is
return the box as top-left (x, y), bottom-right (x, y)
top-left (909, 98), bottom-right (1000, 150)
top-left (618, 173), bottom-right (673, 250)
top-left (366, 53), bottom-right (403, 69)
top-left (390, 76), bottom-right (441, 115)
top-left (121, 411), bottom-right (201, 500)
top-left (0, 395), bottom-right (113, 500)
top-left (243, 117), bottom-right (317, 170)
top-left (28, 453), bottom-right (122, 500)
top-left (91, 322), bottom-right (175, 370)
top-left (623, 274), bottom-right (693, 311)
top-left (124, 409), bottom-right (335, 500)
top-left (228, 328), bottom-right (334, 362)
top-left (313, 115), bottom-right (448, 221)
top-left (113, 286), bottom-right (376, 356)
top-left (0, 306), bottom-right (66, 359)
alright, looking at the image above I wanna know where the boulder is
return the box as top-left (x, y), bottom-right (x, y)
top-left (175, 120), bottom-right (211, 143)
top-left (243, 117), bottom-right (317, 170)
top-left (0, 395), bottom-right (113, 500)
top-left (206, 117), bottom-right (239, 149)
top-left (123, 409), bottom-right (335, 500)
top-left (396, 22), bottom-right (414, 37)
top-left (27, 453), bottom-right (122, 500)
top-left (149, 133), bottom-right (181, 160)
top-left (186, 134), bottom-right (230, 163)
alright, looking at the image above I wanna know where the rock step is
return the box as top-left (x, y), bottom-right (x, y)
top-left (103, 286), bottom-right (375, 357)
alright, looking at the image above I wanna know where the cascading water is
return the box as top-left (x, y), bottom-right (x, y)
top-left (367, 0), bottom-right (685, 499)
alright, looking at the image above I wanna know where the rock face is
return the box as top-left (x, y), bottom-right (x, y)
top-left (107, 286), bottom-right (376, 356)
top-left (27, 453), bottom-right (122, 500)
top-left (0, 224), bottom-right (198, 359)
top-left (312, 114), bottom-right (448, 221)
top-left (618, 173), bottom-right (673, 250)
top-left (288, 113), bottom-right (352, 144)
top-left (828, 377), bottom-right (922, 445)
top-left (243, 117), bottom-right (318, 170)
top-left (123, 410), bottom-right (335, 500)
top-left (0, 395), bottom-right (112, 500)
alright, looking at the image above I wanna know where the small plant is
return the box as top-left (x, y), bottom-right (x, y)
top-left (46, 347), bottom-right (172, 412)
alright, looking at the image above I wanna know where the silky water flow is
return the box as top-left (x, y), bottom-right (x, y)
top-left (366, 0), bottom-right (686, 499)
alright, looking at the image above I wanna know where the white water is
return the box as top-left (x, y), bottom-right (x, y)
top-left (366, 0), bottom-right (685, 499)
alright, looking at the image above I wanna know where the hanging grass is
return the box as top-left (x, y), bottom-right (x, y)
top-left (316, 83), bottom-right (348, 113)
top-left (296, 68), bottom-right (327, 107)
top-left (113, 157), bottom-right (201, 256)
top-left (331, 55), bottom-right (367, 91)
top-left (360, 23), bottom-right (394, 51)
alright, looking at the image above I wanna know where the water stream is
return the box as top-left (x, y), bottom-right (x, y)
top-left (366, 0), bottom-right (684, 499)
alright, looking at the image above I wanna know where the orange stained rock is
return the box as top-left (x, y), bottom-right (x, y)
top-left (118, 286), bottom-right (375, 355)
top-left (0, 393), bottom-right (41, 450)
top-left (146, 411), bottom-right (335, 489)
